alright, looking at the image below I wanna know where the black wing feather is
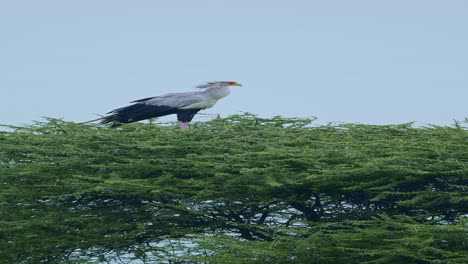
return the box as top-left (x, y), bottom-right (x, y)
top-left (102, 103), bottom-right (177, 125)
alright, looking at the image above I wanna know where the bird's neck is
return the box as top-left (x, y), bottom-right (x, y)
top-left (203, 86), bottom-right (231, 100)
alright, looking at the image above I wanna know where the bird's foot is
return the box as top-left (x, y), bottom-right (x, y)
top-left (179, 122), bottom-right (189, 130)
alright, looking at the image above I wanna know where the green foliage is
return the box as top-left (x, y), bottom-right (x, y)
top-left (0, 114), bottom-right (467, 263)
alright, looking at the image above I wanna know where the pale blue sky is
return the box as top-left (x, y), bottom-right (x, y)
top-left (1, 0), bottom-right (467, 126)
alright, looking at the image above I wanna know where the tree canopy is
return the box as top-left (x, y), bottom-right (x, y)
top-left (0, 114), bottom-right (467, 263)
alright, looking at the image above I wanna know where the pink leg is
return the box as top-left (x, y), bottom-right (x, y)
top-left (179, 122), bottom-right (189, 130)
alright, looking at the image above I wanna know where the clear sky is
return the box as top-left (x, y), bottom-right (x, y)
top-left (1, 0), bottom-right (467, 126)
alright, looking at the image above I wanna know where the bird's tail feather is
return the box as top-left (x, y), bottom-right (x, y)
top-left (79, 114), bottom-right (118, 125)
top-left (79, 116), bottom-right (105, 124)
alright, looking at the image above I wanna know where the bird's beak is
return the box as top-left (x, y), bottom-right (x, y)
top-left (230, 82), bottom-right (242, 87)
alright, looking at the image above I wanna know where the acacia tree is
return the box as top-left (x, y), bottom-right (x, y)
top-left (0, 114), bottom-right (467, 263)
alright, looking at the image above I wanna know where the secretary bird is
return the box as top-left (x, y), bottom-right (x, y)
top-left (83, 81), bottom-right (241, 129)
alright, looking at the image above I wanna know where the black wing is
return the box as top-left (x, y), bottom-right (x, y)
top-left (102, 103), bottom-right (177, 125)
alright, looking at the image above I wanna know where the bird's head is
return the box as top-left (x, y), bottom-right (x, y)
top-left (196, 81), bottom-right (242, 89)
